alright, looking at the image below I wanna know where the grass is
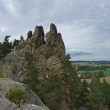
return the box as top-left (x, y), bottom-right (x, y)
top-left (103, 70), bottom-right (110, 76)
top-left (78, 68), bottom-right (110, 76)
top-left (83, 76), bottom-right (110, 84)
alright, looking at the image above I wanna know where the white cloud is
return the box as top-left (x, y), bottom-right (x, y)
top-left (0, 26), bottom-right (8, 32)
top-left (0, 0), bottom-right (110, 60)
top-left (2, 0), bottom-right (20, 16)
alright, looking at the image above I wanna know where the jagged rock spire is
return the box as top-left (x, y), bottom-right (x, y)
top-left (27, 31), bottom-right (32, 39)
top-left (33, 26), bottom-right (45, 47)
top-left (50, 23), bottom-right (57, 35)
top-left (46, 23), bottom-right (65, 57)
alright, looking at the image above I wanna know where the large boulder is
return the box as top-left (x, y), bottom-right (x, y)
top-left (0, 78), bottom-right (49, 110)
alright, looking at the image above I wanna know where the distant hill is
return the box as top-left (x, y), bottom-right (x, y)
top-left (71, 61), bottom-right (110, 64)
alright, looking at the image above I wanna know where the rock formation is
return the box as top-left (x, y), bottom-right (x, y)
top-left (46, 23), bottom-right (65, 57)
top-left (27, 31), bottom-right (32, 39)
top-left (0, 78), bottom-right (49, 110)
top-left (3, 23), bottom-right (65, 81)
top-left (0, 60), bottom-right (3, 71)
top-left (0, 23), bottom-right (66, 110)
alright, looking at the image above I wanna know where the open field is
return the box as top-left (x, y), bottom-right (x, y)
top-left (82, 76), bottom-right (110, 84)
top-left (78, 68), bottom-right (110, 76)
top-left (72, 61), bottom-right (110, 76)
top-left (72, 61), bottom-right (110, 83)
top-left (72, 61), bottom-right (110, 67)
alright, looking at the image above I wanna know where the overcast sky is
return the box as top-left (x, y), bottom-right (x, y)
top-left (0, 0), bottom-right (110, 61)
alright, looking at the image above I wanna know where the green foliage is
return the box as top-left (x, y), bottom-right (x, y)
top-left (20, 35), bottom-right (24, 41)
top-left (12, 64), bottom-right (17, 74)
top-left (1, 36), bottom-right (13, 58)
top-left (84, 73), bottom-right (105, 110)
top-left (77, 79), bottom-right (89, 108)
top-left (6, 88), bottom-right (27, 107)
top-left (40, 74), bottom-right (63, 110)
top-left (13, 51), bottom-right (110, 110)
top-left (60, 54), bottom-right (81, 109)
top-left (23, 53), bottom-right (39, 92)
top-left (100, 79), bottom-right (110, 109)
top-left (0, 71), bottom-right (4, 78)
top-left (78, 65), bottom-right (109, 71)
top-left (21, 53), bottom-right (110, 110)
top-left (0, 36), bottom-right (21, 59)
top-left (12, 39), bottom-right (20, 50)
top-left (0, 42), bottom-right (3, 60)
top-left (78, 68), bottom-right (110, 109)
top-left (40, 54), bottom-right (82, 110)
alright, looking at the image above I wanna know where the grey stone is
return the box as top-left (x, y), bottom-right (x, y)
top-left (0, 78), bottom-right (49, 110)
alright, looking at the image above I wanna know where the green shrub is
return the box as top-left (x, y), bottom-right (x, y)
top-left (0, 71), bottom-right (4, 78)
top-left (6, 88), bottom-right (27, 107)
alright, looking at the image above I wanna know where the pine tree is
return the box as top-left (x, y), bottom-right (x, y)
top-left (40, 74), bottom-right (62, 110)
top-left (60, 54), bottom-right (81, 110)
top-left (85, 73), bottom-right (105, 110)
top-left (2, 36), bottom-right (13, 58)
top-left (13, 39), bottom-right (20, 50)
top-left (20, 35), bottom-right (24, 41)
top-left (23, 53), bottom-right (39, 92)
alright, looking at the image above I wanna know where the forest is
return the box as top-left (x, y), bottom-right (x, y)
top-left (0, 36), bottom-right (110, 110)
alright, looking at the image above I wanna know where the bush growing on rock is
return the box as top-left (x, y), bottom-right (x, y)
top-left (6, 88), bottom-right (27, 108)
top-left (0, 71), bottom-right (4, 78)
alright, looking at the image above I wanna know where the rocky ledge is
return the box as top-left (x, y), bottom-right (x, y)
top-left (0, 78), bottom-right (49, 110)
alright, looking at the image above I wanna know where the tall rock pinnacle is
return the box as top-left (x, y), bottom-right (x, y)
top-left (46, 23), bottom-right (65, 57)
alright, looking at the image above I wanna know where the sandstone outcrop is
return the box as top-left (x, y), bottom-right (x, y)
top-left (46, 23), bottom-right (65, 57)
top-left (0, 78), bottom-right (49, 110)
top-left (3, 23), bottom-right (65, 81)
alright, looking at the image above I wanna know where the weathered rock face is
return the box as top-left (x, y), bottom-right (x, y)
top-left (3, 23), bottom-right (65, 81)
top-left (0, 78), bottom-right (49, 110)
top-left (0, 60), bottom-right (3, 71)
top-left (27, 31), bottom-right (32, 39)
top-left (46, 23), bottom-right (65, 58)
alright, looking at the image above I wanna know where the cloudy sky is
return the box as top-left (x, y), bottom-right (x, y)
top-left (0, 0), bottom-right (110, 61)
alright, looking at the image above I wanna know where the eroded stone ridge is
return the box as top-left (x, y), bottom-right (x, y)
top-left (46, 23), bottom-right (65, 57)
top-left (3, 23), bottom-right (65, 81)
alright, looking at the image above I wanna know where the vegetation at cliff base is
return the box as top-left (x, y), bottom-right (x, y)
top-left (1, 35), bottom-right (110, 110)
top-left (0, 35), bottom-right (23, 60)
top-left (23, 53), bottom-right (110, 110)
top-left (41, 56), bottom-right (110, 110)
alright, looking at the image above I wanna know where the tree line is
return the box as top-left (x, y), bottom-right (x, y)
top-left (23, 54), bottom-right (110, 110)
top-left (0, 35), bottom-right (24, 60)
top-left (1, 35), bottom-right (110, 110)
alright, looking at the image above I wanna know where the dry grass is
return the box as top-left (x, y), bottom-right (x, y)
top-left (100, 76), bottom-right (110, 83)
top-left (82, 76), bottom-right (110, 84)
